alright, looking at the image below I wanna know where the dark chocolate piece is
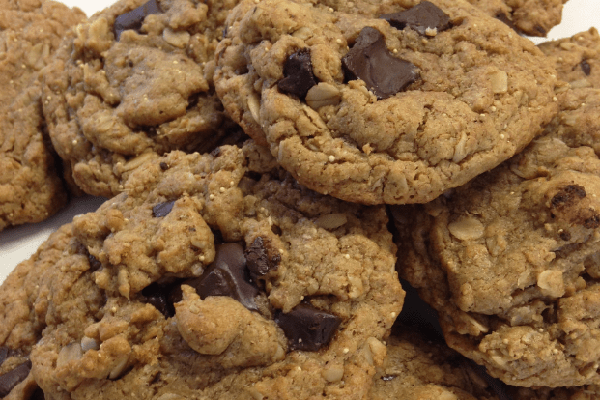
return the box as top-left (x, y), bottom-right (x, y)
top-left (0, 360), bottom-right (32, 397)
top-left (381, 1), bottom-right (451, 36)
top-left (274, 303), bottom-right (341, 352)
top-left (195, 243), bottom-right (259, 311)
top-left (142, 282), bottom-right (176, 318)
top-left (245, 237), bottom-right (280, 281)
top-left (277, 48), bottom-right (318, 99)
top-left (88, 253), bottom-right (102, 272)
top-left (342, 27), bottom-right (418, 100)
top-left (152, 200), bottom-right (175, 218)
top-left (114, 0), bottom-right (162, 41)
top-left (581, 59), bottom-right (592, 75)
top-left (0, 347), bottom-right (9, 366)
top-left (159, 162), bottom-right (169, 171)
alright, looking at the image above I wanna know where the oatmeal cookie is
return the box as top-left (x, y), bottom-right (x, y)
top-left (393, 89), bottom-right (600, 386)
top-left (539, 28), bottom-right (600, 89)
top-left (0, 0), bottom-right (85, 231)
top-left (314, 0), bottom-right (567, 37)
top-left (42, 0), bottom-right (242, 198)
top-left (214, 0), bottom-right (557, 205)
top-left (19, 142), bottom-right (403, 399)
top-left (370, 330), bottom-right (503, 400)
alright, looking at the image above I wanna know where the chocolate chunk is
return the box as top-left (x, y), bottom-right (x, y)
top-left (0, 347), bottom-right (9, 366)
top-left (114, 0), bottom-right (162, 41)
top-left (142, 282), bottom-right (176, 318)
top-left (277, 48), bottom-right (318, 99)
top-left (195, 243), bottom-right (260, 312)
top-left (534, 25), bottom-right (547, 36)
top-left (245, 237), bottom-right (280, 281)
top-left (159, 162), bottom-right (169, 171)
top-left (551, 185), bottom-right (586, 209)
top-left (274, 303), bottom-right (341, 352)
top-left (581, 59), bottom-right (592, 75)
top-left (153, 200), bottom-right (175, 218)
top-left (0, 359), bottom-right (32, 397)
top-left (88, 253), bottom-right (102, 272)
top-left (381, 1), bottom-right (451, 36)
top-left (342, 27), bottom-right (419, 100)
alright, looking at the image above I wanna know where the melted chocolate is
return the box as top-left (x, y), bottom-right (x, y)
top-left (274, 303), bottom-right (341, 352)
top-left (277, 48), bottom-right (318, 99)
top-left (114, 0), bottom-right (162, 41)
top-left (342, 27), bottom-right (418, 99)
top-left (381, 1), bottom-right (451, 36)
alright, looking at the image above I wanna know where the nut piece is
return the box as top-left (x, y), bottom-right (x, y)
top-left (163, 28), bottom-right (190, 48)
top-left (448, 216), bottom-right (484, 241)
top-left (489, 71), bottom-right (508, 94)
top-left (537, 270), bottom-right (565, 298)
top-left (305, 82), bottom-right (341, 109)
top-left (315, 213), bottom-right (348, 230)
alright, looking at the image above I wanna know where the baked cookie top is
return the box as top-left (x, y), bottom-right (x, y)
top-left (370, 330), bottom-right (502, 400)
top-left (314, 0), bottom-right (567, 37)
top-left (539, 28), bottom-right (600, 90)
top-left (13, 143), bottom-right (403, 399)
top-left (393, 89), bottom-right (600, 386)
top-left (42, 0), bottom-right (242, 198)
top-left (0, 0), bottom-right (85, 230)
top-left (214, 0), bottom-right (558, 205)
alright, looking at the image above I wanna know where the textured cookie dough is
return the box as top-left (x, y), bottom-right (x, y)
top-left (393, 89), bottom-right (600, 386)
top-left (539, 28), bottom-right (600, 89)
top-left (215, 0), bottom-right (558, 205)
top-left (314, 0), bottom-right (566, 37)
top-left (42, 0), bottom-right (242, 198)
top-left (0, 224), bottom-right (83, 399)
top-left (369, 330), bottom-right (501, 400)
top-left (0, 0), bottom-right (85, 231)
top-left (22, 142), bottom-right (403, 399)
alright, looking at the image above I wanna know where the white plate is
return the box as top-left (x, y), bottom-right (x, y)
top-left (0, 0), bottom-right (598, 283)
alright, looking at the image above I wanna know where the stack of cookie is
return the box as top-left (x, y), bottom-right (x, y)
top-left (0, 0), bottom-right (597, 398)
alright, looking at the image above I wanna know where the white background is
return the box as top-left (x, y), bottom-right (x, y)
top-left (0, 0), bottom-right (598, 283)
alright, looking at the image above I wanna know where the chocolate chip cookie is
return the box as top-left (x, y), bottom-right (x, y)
top-left (12, 142), bottom-right (403, 399)
top-left (314, 0), bottom-right (567, 37)
top-left (539, 28), bottom-right (600, 89)
top-left (0, 0), bottom-right (85, 231)
top-left (393, 89), bottom-right (600, 386)
top-left (42, 0), bottom-right (242, 198)
top-left (215, 0), bottom-right (558, 205)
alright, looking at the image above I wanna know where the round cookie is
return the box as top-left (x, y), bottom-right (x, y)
top-left (22, 143), bottom-right (403, 399)
top-left (538, 28), bottom-right (600, 89)
top-left (214, 0), bottom-right (558, 205)
top-left (42, 0), bottom-right (242, 198)
top-left (393, 89), bottom-right (600, 386)
top-left (0, 0), bottom-right (85, 231)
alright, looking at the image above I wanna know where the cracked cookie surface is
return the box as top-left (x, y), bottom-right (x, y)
top-left (13, 142), bottom-right (404, 399)
top-left (42, 0), bottom-right (242, 198)
top-left (392, 88), bottom-right (600, 386)
top-left (215, 0), bottom-right (557, 205)
top-left (0, 0), bottom-right (84, 231)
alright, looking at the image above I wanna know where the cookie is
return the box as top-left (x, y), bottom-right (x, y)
top-left (214, 0), bottom-right (558, 205)
top-left (8, 142), bottom-right (404, 398)
top-left (0, 223), bottom-right (78, 399)
top-left (42, 0), bottom-right (243, 198)
top-left (539, 28), bottom-right (600, 89)
top-left (0, 0), bottom-right (85, 231)
top-left (393, 89), bottom-right (600, 386)
top-left (369, 330), bottom-right (503, 400)
top-left (313, 0), bottom-right (566, 37)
